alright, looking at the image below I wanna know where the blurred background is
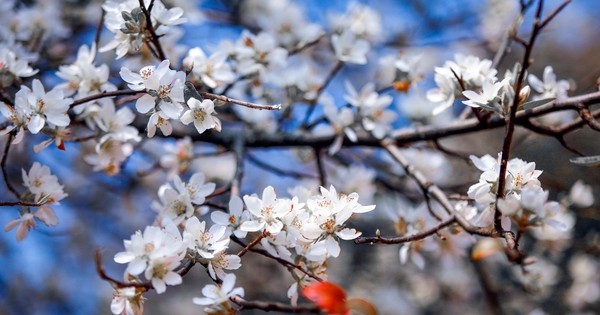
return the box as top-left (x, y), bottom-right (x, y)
top-left (0, 0), bottom-right (599, 314)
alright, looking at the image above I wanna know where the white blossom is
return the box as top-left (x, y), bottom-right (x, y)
top-left (14, 79), bottom-right (72, 134)
top-left (331, 30), bottom-right (370, 65)
top-left (180, 98), bottom-right (222, 134)
top-left (193, 273), bottom-right (244, 307)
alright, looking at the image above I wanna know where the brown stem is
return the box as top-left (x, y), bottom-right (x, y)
top-left (355, 216), bottom-right (456, 244)
top-left (69, 90), bottom-right (142, 108)
top-left (138, 0), bottom-right (167, 61)
top-left (1, 133), bottom-right (19, 199)
top-left (200, 92), bottom-right (281, 110)
top-left (230, 296), bottom-right (320, 313)
top-left (237, 231), bottom-right (269, 257)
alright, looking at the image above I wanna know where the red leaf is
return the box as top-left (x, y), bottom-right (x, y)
top-left (302, 281), bottom-right (349, 315)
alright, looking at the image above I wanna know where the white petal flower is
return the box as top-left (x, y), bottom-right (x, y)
top-left (193, 273), bottom-right (244, 306)
top-left (180, 98), bottom-right (222, 134)
top-left (331, 30), bottom-right (370, 65)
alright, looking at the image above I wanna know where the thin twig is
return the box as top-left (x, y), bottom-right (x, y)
top-left (355, 216), bottom-right (456, 244)
top-left (1, 133), bottom-right (19, 198)
top-left (94, 9), bottom-right (106, 49)
top-left (0, 201), bottom-right (41, 207)
top-left (200, 92), bottom-right (281, 110)
top-left (246, 153), bottom-right (318, 179)
top-left (231, 236), bottom-right (322, 281)
top-left (237, 231), bottom-right (268, 257)
top-left (138, 0), bottom-right (167, 61)
top-left (70, 90), bottom-right (142, 108)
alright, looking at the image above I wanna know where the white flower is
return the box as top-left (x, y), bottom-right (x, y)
top-left (120, 60), bottom-right (185, 120)
top-left (84, 138), bottom-right (134, 176)
top-left (183, 216), bottom-right (229, 259)
top-left (462, 78), bottom-right (508, 114)
top-left (56, 44), bottom-right (116, 102)
top-left (211, 196), bottom-right (252, 238)
top-left (151, 182), bottom-right (195, 225)
top-left (21, 162), bottom-right (67, 204)
top-left (427, 54), bottom-right (498, 114)
top-left (179, 172), bottom-right (215, 205)
top-left (344, 81), bottom-right (396, 138)
top-left (151, 1), bottom-right (186, 26)
top-left (14, 79), bottom-right (72, 134)
top-left (95, 103), bottom-right (140, 143)
top-left (320, 94), bottom-right (357, 155)
top-left (241, 186), bottom-right (291, 235)
top-left (159, 137), bottom-right (195, 177)
top-left (0, 47), bottom-right (38, 78)
top-left (329, 3), bottom-right (382, 41)
top-left (114, 225), bottom-right (185, 276)
top-left (4, 208), bottom-right (57, 242)
top-left (193, 273), bottom-right (244, 306)
top-left (183, 47), bottom-right (235, 89)
top-left (331, 30), bottom-right (370, 65)
top-left (528, 66), bottom-right (570, 100)
top-left (144, 255), bottom-right (182, 294)
top-left (111, 287), bottom-right (142, 315)
top-left (147, 111), bottom-right (173, 137)
top-left (100, 0), bottom-right (186, 59)
top-left (180, 98), bottom-right (222, 134)
top-left (206, 251), bottom-right (242, 280)
top-left (569, 180), bottom-right (594, 208)
top-left (0, 102), bottom-right (28, 144)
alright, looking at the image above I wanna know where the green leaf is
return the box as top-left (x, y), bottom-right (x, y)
top-left (569, 155), bottom-right (600, 167)
top-left (519, 97), bottom-right (555, 111)
top-left (184, 82), bottom-right (202, 103)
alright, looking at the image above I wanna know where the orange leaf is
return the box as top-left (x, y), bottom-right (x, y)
top-left (302, 281), bottom-right (349, 315)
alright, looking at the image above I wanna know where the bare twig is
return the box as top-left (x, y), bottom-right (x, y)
top-left (138, 0), bottom-right (167, 61)
top-left (70, 90), bottom-right (142, 108)
top-left (1, 133), bottom-right (19, 198)
top-left (0, 201), bottom-right (41, 207)
top-left (200, 92), bottom-right (281, 110)
top-left (230, 296), bottom-right (321, 313)
top-left (237, 231), bottom-right (269, 257)
top-left (355, 216), bottom-right (456, 244)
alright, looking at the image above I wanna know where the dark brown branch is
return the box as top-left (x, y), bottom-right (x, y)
top-left (231, 236), bottom-right (322, 281)
top-left (314, 148), bottom-right (326, 187)
top-left (1, 133), bottom-right (19, 199)
top-left (495, 0), bottom-right (548, 232)
top-left (94, 9), bottom-right (106, 49)
top-left (230, 137), bottom-right (245, 197)
top-left (0, 201), bottom-right (41, 207)
top-left (246, 153), bottom-right (318, 179)
top-left (95, 251), bottom-right (151, 289)
top-left (303, 61), bottom-right (343, 127)
top-left (138, 0), bottom-right (167, 61)
top-left (69, 90), bottom-right (142, 108)
top-left (355, 216), bottom-right (456, 244)
top-left (230, 296), bottom-right (321, 313)
top-left (237, 231), bottom-right (269, 257)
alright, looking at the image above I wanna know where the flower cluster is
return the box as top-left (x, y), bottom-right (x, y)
top-left (4, 162), bottom-right (66, 241)
top-left (120, 60), bottom-right (222, 137)
top-left (0, 47), bottom-right (38, 86)
top-left (467, 153), bottom-right (574, 232)
top-left (426, 54), bottom-right (498, 114)
top-left (345, 81), bottom-right (396, 139)
top-left (151, 172), bottom-right (216, 224)
top-left (101, 0), bottom-right (186, 59)
top-left (111, 183), bottom-right (374, 310)
top-left (1, 79), bottom-right (72, 143)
